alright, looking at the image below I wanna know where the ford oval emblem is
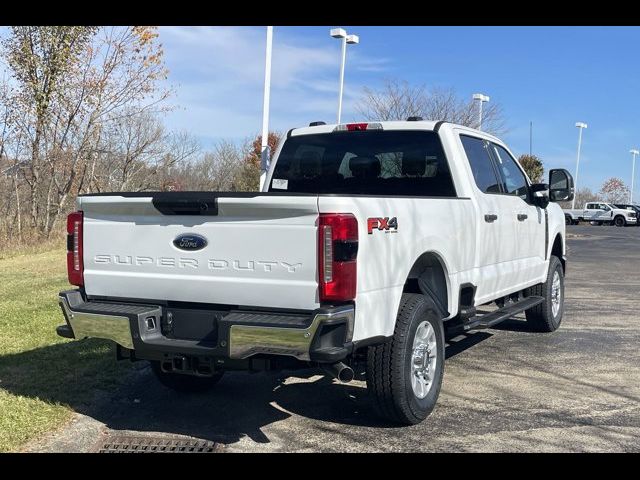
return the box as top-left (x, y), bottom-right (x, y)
top-left (173, 234), bottom-right (207, 251)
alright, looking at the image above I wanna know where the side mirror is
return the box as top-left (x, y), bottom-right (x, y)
top-left (530, 183), bottom-right (550, 209)
top-left (549, 168), bottom-right (575, 202)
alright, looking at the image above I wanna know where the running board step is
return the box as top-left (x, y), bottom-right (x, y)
top-left (463, 296), bottom-right (545, 331)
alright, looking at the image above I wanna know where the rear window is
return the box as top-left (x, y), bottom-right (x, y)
top-left (267, 130), bottom-right (456, 196)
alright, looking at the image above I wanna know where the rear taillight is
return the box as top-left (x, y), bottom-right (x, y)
top-left (66, 211), bottom-right (84, 287)
top-left (318, 213), bottom-right (358, 302)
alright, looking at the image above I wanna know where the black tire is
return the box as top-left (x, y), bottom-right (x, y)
top-left (366, 293), bottom-right (445, 425)
top-left (614, 215), bottom-right (626, 227)
top-left (150, 361), bottom-right (224, 393)
top-left (564, 215), bottom-right (572, 225)
top-left (524, 256), bottom-right (565, 332)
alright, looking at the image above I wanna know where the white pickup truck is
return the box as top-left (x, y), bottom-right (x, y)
top-left (57, 119), bottom-right (574, 425)
top-left (563, 201), bottom-right (637, 226)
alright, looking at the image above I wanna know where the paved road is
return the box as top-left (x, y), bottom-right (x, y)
top-left (26, 225), bottom-right (640, 452)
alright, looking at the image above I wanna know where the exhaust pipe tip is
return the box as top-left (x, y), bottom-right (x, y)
top-left (338, 366), bottom-right (355, 383)
top-left (321, 361), bottom-right (354, 383)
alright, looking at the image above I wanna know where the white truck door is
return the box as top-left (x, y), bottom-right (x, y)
top-left (584, 202), bottom-right (607, 221)
top-left (600, 203), bottom-right (613, 222)
top-left (489, 142), bottom-right (547, 284)
top-left (459, 134), bottom-right (517, 301)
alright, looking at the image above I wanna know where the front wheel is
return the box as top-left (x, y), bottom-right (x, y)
top-left (366, 293), bottom-right (445, 425)
top-left (524, 256), bottom-right (565, 332)
top-left (614, 215), bottom-right (626, 227)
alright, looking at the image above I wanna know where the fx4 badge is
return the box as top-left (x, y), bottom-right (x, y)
top-left (367, 217), bottom-right (398, 234)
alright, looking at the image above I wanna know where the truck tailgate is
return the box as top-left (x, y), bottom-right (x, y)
top-left (78, 194), bottom-right (320, 310)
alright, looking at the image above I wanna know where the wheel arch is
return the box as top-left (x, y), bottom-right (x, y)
top-left (551, 232), bottom-right (565, 272)
top-left (402, 251), bottom-right (451, 318)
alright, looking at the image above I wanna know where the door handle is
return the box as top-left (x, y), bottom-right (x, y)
top-left (484, 214), bottom-right (498, 223)
top-left (517, 214), bottom-right (528, 221)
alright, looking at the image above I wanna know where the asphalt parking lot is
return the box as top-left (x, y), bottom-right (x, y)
top-left (25, 224), bottom-right (640, 452)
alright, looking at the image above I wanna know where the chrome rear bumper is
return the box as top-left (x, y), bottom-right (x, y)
top-left (228, 306), bottom-right (354, 360)
top-left (59, 293), bottom-right (135, 349)
top-left (57, 290), bottom-right (354, 362)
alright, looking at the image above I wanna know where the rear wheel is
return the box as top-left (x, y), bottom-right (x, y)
top-left (366, 293), bottom-right (445, 425)
top-left (524, 256), bottom-right (565, 332)
top-left (150, 361), bottom-right (224, 393)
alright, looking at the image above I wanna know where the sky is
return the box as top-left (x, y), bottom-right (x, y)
top-left (1, 26), bottom-right (638, 192)
top-left (157, 26), bottom-right (640, 192)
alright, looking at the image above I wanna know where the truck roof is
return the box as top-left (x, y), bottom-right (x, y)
top-left (289, 120), bottom-right (503, 144)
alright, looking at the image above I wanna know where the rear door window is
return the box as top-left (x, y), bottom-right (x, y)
top-left (268, 130), bottom-right (456, 196)
top-left (460, 135), bottom-right (503, 194)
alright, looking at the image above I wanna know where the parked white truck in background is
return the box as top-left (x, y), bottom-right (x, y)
top-left (57, 119), bottom-right (575, 425)
top-left (563, 201), bottom-right (637, 226)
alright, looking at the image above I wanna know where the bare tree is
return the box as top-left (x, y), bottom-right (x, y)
top-left (559, 187), bottom-right (599, 209)
top-left (180, 141), bottom-right (242, 191)
top-left (599, 178), bottom-right (629, 204)
top-left (356, 79), bottom-right (507, 136)
top-left (0, 26), bottom-right (172, 238)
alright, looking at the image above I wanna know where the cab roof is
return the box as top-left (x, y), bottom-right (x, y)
top-left (289, 120), bottom-right (503, 144)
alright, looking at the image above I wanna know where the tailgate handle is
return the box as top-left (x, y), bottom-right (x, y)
top-left (152, 196), bottom-right (219, 216)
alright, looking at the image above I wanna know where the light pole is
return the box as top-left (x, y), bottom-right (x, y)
top-left (630, 149), bottom-right (639, 203)
top-left (472, 93), bottom-right (490, 130)
top-left (259, 26), bottom-right (273, 191)
top-left (330, 28), bottom-right (359, 124)
top-left (572, 122), bottom-right (588, 209)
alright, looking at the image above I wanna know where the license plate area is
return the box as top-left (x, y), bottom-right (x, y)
top-left (161, 307), bottom-right (223, 345)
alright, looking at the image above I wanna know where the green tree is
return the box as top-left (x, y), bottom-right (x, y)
top-left (517, 154), bottom-right (544, 183)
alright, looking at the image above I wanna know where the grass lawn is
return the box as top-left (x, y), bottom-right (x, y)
top-left (0, 249), bottom-right (132, 452)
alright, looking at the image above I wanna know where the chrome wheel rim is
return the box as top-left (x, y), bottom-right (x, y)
top-left (551, 270), bottom-right (561, 317)
top-left (411, 321), bottom-right (437, 399)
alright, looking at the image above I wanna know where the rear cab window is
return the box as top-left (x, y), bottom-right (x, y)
top-left (268, 130), bottom-right (457, 197)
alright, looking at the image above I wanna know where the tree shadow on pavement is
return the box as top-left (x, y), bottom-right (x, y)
top-left (0, 339), bottom-right (399, 450)
top-left (0, 315), bottom-right (549, 450)
top-left (0, 325), bottom-right (502, 449)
